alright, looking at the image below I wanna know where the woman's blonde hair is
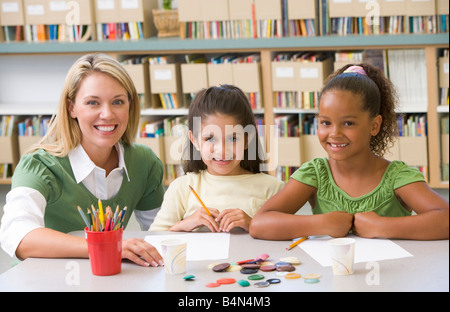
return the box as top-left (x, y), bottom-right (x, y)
top-left (28, 53), bottom-right (140, 156)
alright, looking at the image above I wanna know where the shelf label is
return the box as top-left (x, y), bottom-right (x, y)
top-left (97, 0), bottom-right (115, 10)
top-left (300, 68), bottom-right (319, 79)
top-left (121, 0), bottom-right (139, 9)
top-left (275, 67), bottom-right (294, 78)
top-left (1, 2), bottom-right (19, 13)
top-left (154, 69), bottom-right (173, 81)
top-left (26, 4), bottom-right (44, 15)
top-left (50, 1), bottom-right (67, 12)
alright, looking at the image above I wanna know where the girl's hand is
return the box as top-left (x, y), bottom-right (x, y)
top-left (122, 238), bottom-right (164, 267)
top-left (170, 207), bottom-right (220, 232)
top-left (215, 209), bottom-right (252, 232)
top-left (322, 211), bottom-right (354, 237)
top-left (353, 211), bottom-right (381, 238)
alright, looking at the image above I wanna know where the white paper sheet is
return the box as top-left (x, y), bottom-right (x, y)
top-left (145, 233), bottom-right (230, 261)
top-left (299, 235), bottom-right (413, 266)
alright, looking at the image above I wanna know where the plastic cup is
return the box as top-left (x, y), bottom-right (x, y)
top-left (327, 237), bottom-right (356, 275)
top-left (85, 227), bottom-right (123, 276)
top-left (161, 238), bottom-right (187, 274)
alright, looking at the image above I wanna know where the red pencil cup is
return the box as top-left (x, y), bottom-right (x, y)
top-left (85, 227), bottom-right (123, 276)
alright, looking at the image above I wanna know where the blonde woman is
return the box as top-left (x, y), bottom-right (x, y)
top-left (0, 54), bottom-right (165, 267)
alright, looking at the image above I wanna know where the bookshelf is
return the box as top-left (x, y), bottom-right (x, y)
top-left (0, 34), bottom-right (448, 188)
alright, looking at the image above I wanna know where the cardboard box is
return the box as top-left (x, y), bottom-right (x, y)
top-left (181, 63), bottom-right (208, 93)
top-left (149, 63), bottom-right (183, 108)
top-left (94, 0), bottom-right (119, 23)
top-left (272, 62), bottom-right (297, 92)
top-left (123, 62), bottom-right (151, 108)
top-left (18, 136), bottom-right (42, 157)
top-left (150, 63), bottom-right (181, 94)
top-left (300, 135), bottom-right (327, 163)
top-left (439, 56), bottom-right (449, 88)
top-left (207, 63), bottom-right (234, 87)
top-left (406, 0), bottom-right (435, 17)
top-left (178, 0), bottom-right (202, 22)
top-left (0, 135), bottom-right (19, 168)
top-left (384, 137), bottom-right (401, 162)
top-left (277, 137), bottom-right (301, 166)
top-left (273, 58), bottom-right (332, 92)
top-left (398, 136), bottom-right (428, 167)
top-left (201, 0), bottom-right (228, 21)
top-left (436, 0), bottom-right (449, 15)
top-left (135, 137), bottom-right (164, 160)
top-left (164, 136), bottom-right (183, 165)
top-left (23, 0), bottom-right (47, 24)
top-left (380, 0), bottom-right (406, 17)
top-left (254, 0), bottom-right (281, 20)
top-left (232, 63), bottom-right (261, 93)
top-left (0, 0), bottom-right (25, 25)
top-left (297, 58), bottom-right (333, 92)
top-left (329, 0), bottom-right (356, 18)
top-left (288, 0), bottom-right (316, 20)
top-left (229, 0), bottom-right (254, 20)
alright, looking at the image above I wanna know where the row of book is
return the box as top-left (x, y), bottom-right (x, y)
top-left (0, 0), bottom-right (157, 43)
top-left (328, 15), bottom-right (445, 36)
top-left (178, 0), bottom-right (449, 40)
top-left (17, 115), bottom-right (50, 137)
top-left (96, 22), bottom-right (144, 41)
top-left (397, 114), bottom-right (427, 137)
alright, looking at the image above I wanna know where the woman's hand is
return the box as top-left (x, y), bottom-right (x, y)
top-left (215, 209), bottom-right (252, 232)
top-left (122, 238), bottom-right (164, 267)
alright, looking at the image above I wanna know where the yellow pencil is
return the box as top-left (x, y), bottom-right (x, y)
top-left (98, 198), bottom-right (104, 229)
top-left (286, 236), bottom-right (308, 251)
top-left (189, 185), bottom-right (211, 216)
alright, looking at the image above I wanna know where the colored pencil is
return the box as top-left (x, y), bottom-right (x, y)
top-left (98, 199), bottom-right (104, 229)
top-left (76, 204), bottom-right (128, 232)
top-left (286, 236), bottom-right (308, 251)
top-left (189, 185), bottom-right (211, 216)
top-left (77, 206), bottom-right (91, 229)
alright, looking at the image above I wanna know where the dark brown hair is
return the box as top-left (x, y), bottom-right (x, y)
top-left (183, 85), bottom-right (264, 173)
top-left (319, 63), bottom-right (399, 157)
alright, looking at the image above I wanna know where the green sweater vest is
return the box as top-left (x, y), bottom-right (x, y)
top-left (11, 143), bottom-right (165, 233)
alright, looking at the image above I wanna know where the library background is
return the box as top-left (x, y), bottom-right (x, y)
top-left (0, 0), bottom-right (448, 190)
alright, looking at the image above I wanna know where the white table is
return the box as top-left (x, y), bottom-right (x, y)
top-left (0, 231), bottom-right (448, 293)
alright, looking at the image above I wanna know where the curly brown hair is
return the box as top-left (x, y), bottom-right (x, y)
top-left (319, 63), bottom-right (399, 157)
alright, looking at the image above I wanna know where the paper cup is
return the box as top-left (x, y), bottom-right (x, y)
top-left (85, 227), bottom-right (123, 276)
top-left (327, 238), bottom-right (356, 275)
top-left (161, 238), bottom-right (187, 274)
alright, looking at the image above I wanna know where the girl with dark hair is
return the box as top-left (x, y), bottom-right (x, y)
top-left (250, 64), bottom-right (448, 241)
top-left (150, 85), bottom-right (284, 233)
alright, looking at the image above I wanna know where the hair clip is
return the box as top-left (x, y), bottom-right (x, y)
top-left (343, 65), bottom-right (367, 76)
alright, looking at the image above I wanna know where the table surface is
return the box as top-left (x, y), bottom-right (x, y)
top-left (0, 231), bottom-right (448, 292)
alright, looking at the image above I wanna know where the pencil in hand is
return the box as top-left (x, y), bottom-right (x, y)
top-left (189, 185), bottom-right (211, 216)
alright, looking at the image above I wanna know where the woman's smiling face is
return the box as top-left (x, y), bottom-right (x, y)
top-left (68, 72), bottom-right (130, 154)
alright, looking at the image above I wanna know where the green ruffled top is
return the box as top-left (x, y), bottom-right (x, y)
top-left (290, 158), bottom-right (426, 217)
